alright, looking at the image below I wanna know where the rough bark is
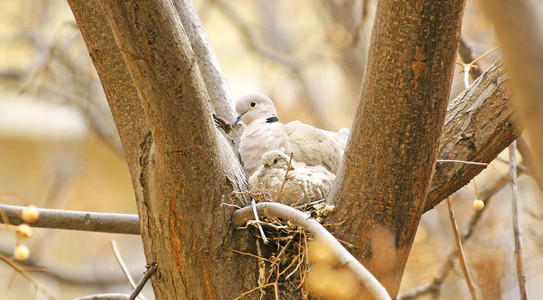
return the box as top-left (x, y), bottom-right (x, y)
top-left (68, 0), bottom-right (256, 299)
top-left (480, 0), bottom-right (543, 191)
top-left (65, 0), bottom-right (523, 298)
top-left (66, 0), bottom-right (149, 175)
top-left (426, 58), bottom-right (520, 211)
top-left (327, 0), bottom-right (465, 297)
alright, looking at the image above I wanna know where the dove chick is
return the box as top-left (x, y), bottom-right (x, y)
top-left (232, 94), bottom-right (350, 176)
top-left (249, 150), bottom-right (336, 205)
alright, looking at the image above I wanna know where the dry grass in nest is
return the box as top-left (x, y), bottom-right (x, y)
top-left (231, 191), bottom-right (337, 300)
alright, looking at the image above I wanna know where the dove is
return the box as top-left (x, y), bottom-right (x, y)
top-left (232, 93), bottom-right (349, 176)
top-left (249, 150), bottom-right (336, 205)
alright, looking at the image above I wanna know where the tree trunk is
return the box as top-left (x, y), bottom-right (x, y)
top-left (66, 0), bottom-right (523, 298)
top-left (68, 0), bottom-right (257, 298)
top-left (327, 0), bottom-right (466, 297)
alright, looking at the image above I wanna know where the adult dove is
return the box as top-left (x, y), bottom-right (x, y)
top-left (232, 93), bottom-right (349, 176)
top-left (249, 150), bottom-right (336, 205)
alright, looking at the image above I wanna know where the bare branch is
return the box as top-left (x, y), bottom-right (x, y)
top-left (509, 141), bottom-right (527, 299)
top-left (0, 204), bottom-right (139, 235)
top-left (0, 252), bottom-right (52, 298)
top-left (232, 202), bottom-right (391, 300)
top-left (129, 263), bottom-right (157, 300)
top-left (110, 240), bottom-right (140, 292)
top-left (458, 36), bottom-right (483, 80)
top-left (446, 197), bottom-right (477, 300)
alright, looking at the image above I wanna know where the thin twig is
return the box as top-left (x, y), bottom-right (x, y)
top-left (457, 45), bottom-right (500, 88)
top-left (458, 36), bottom-right (483, 80)
top-left (252, 200), bottom-right (269, 244)
top-left (0, 253), bottom-right (52, 298)
top-left (510, 141), bottom-right (527, 300)
top-left (270, 236), bottom-right (294, 269)
top-left (233, 202), bottom-right (391, 300)
top-left (446, 197), bottom-right (477, 300)
top-left (233, 249), bottom-right (271, 262)
top-left (275, 153), bottom-right (294, 204)
top-left (248, 220), bottom-right (289, 230)
top-left (494, 156), bottom-right (528, 173)
top-left (234, 283), bottom-right (277, 300)
top-left (470, 46), bottom-right (501, 65)
top-left (128, 263), bottom-right (157, 300)
top-left (436, 159), bottom-right (489, 166)
top-left (109, 240), bottom-right (140, 296)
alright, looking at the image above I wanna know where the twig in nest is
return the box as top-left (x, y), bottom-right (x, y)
top-left (275, 153), bottom-right (294, 203)
top-left (234, 283), bottom-right (277, 300)
top-left (233, 202), bottom-right (391, 300)
top-left (233, 249), bottom-right (270, 262)
top-left (252, 200), bottom-right (269, 244)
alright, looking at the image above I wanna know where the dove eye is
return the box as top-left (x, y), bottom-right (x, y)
top-left (273, 158), bottom-right (278, 164)
top-left (250, 101), bottom-right (256, 107)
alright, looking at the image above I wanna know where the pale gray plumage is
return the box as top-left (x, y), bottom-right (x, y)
top-left (233, 93), bottom-right (349, 176)
top-left (248, 150), bottom-right (336, 205)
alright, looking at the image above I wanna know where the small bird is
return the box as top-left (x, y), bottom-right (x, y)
top-left (249, 150), bottom-right (336, 205)
top-left (232, 93), bottom-right (349, 176)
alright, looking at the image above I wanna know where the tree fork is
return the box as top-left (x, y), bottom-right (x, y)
top-left (69, 0), bottom-right (255, 298)
top-left (327, 0), bottom-right (466, 297)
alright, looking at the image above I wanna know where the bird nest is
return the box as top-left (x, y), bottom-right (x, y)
top-left (230, 191), bottom-right (337, 299)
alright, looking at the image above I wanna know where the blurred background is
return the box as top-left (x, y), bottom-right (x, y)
top-left (0, 0), bottom-right (541, 299)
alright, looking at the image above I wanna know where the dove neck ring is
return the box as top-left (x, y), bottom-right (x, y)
top-left (266, 116), bottom-right (279, 123)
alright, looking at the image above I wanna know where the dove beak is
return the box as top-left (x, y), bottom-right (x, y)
top-left (232, 113), bottom-right (244, 128)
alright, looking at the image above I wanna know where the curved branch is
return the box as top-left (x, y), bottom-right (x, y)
top-left (232, 202), bottom-right (391, 300)
top-left (0, 204), bottom-right (140, 235)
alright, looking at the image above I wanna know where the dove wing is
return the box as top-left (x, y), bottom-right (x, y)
top-left (283, 121), bottom-right (344, 173)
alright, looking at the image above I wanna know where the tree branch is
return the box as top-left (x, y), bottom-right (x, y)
top-left (458, 36), bottom-right (484, 80)
top-left (0, 204), bottom-right (139, 235)
top-left (232, 202), bottom-right (391, 300)
top-left (509, 141), bottom-right (527, 299)
top-left (93, 0), bottom-right (253, 298)
top-left (327, 0), bottom-right (466, 296)
top-left (425, 57), bottom-right (520, 211)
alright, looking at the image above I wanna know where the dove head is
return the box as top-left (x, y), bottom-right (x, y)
top-left (232, 94), bottom-right (278, 127)
top-left (261, 150), bottom-right (294, 170)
